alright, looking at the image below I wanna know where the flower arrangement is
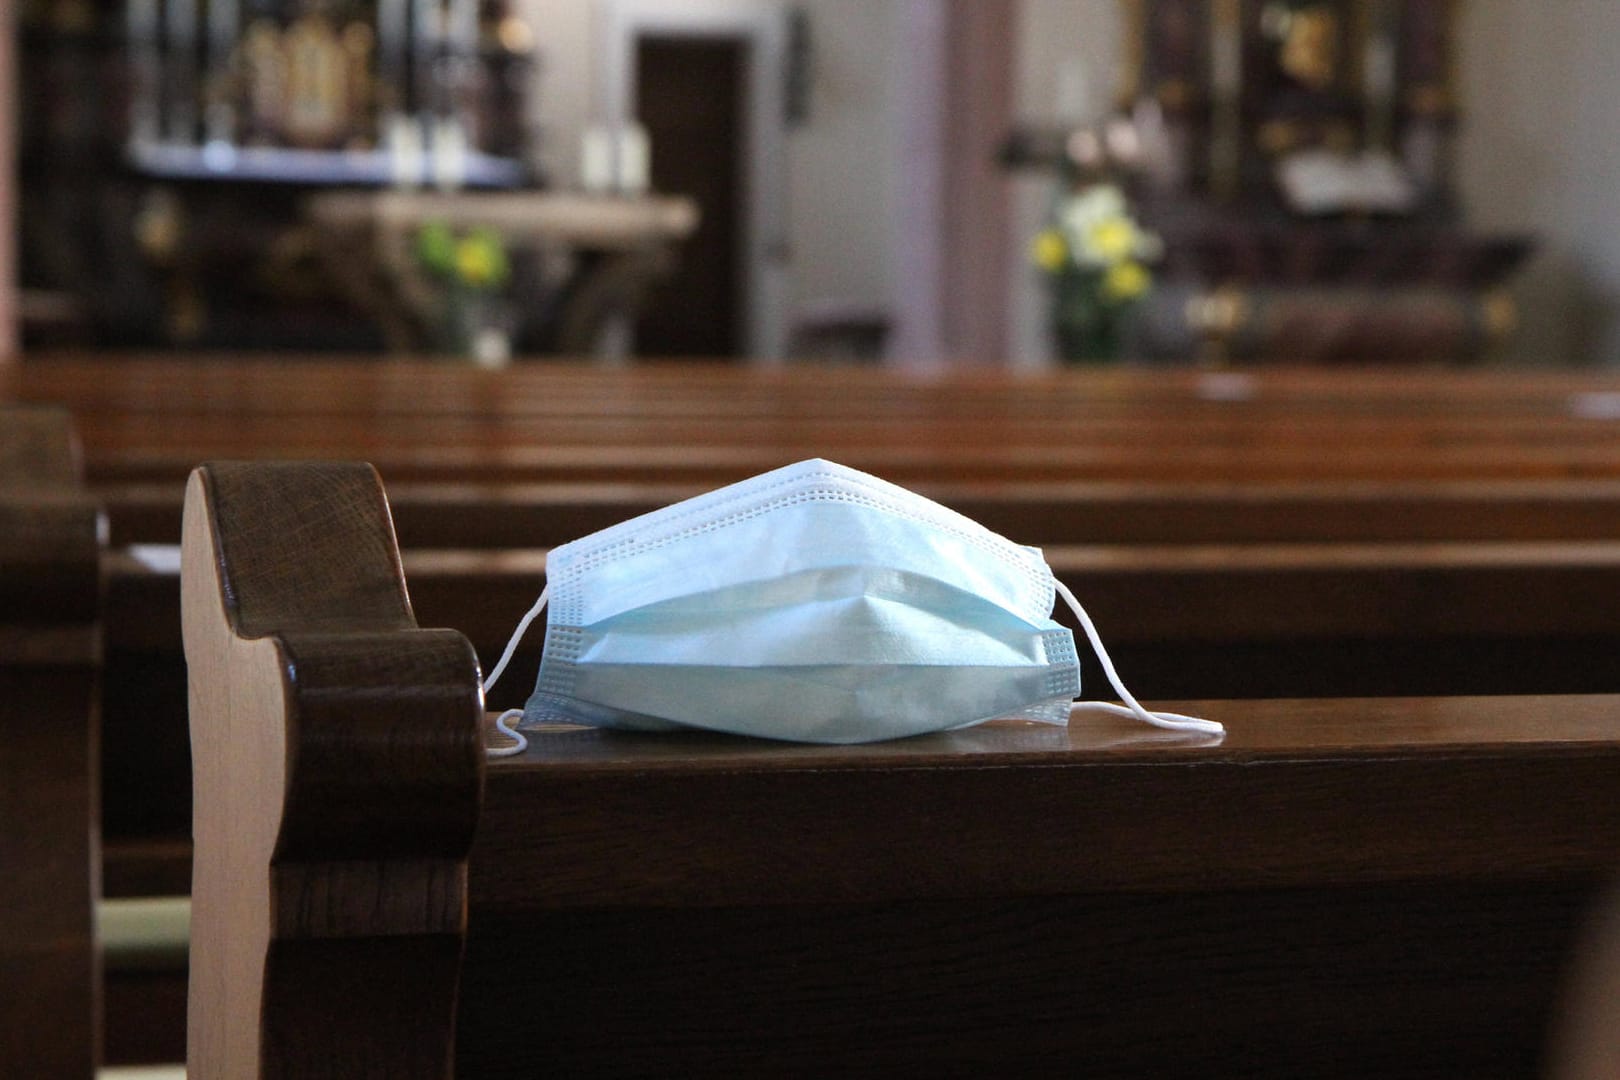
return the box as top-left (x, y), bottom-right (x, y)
top-left (1033, 183), bottom-right (1161, 363)
top-left (414, 221), bottom-right (513, 365)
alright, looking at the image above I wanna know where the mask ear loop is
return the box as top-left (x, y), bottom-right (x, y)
top-left (1052, 577), bottom-right (1225, 737)
top-left (481, 583), bottom-right (549, 758)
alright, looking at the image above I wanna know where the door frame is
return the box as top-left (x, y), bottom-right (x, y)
top-left (597, 0), bottom-right (789, 362)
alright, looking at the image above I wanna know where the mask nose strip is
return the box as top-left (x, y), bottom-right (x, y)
top-left (1052, 577), bottom-right (1226, 737)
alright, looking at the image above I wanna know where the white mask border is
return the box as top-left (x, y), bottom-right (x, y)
top-left (478, 573), bottom-right (1223, 757)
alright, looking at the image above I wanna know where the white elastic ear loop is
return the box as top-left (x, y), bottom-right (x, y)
top-left (487, 709), bottom-right (527, 758)
top-left (481, 583), bottom-right (549, 758)
top-left (1052, 577), bottom-right (1225, 737)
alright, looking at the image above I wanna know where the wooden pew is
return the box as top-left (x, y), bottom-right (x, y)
top-left (1, 406), bottom-right (102, 1077)
top-left (0, 408), bottom-right (193, 1072)
top-left (183, 460), bottom-right (1620, 1078)
top-left (25, 361), bottom-right (1620, 897)
top-left (12, 357), bottom-right (1620, 1068)
top-left (101, 526), bottom-right (1620, 893)
top-left (21, 355), bottom-right (1620, 549)
top-left (92, 474), bottom-right (1620, 550)
top-left (24, 358), bottom-right (1620, 1054)
top-left (18, 357), bottom-right (1620, 488)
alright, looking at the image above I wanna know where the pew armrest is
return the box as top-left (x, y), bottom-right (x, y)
top-left (182, 462), bottom-right (483, 1080)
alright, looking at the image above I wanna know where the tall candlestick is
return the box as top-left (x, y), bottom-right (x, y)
top-left (205, 0), bottom-right (240, 146)
top-left (1209, 0), bottom-right (1243, 200)
top-left (412, 0), bottom-right (441, 115)
top-left (448, 0), bottom-right (477, 59)
top-left (1363, 0), bottom-right (1397, 152)
top-left (445, 0), bottom-right (478, 145)
top-left (166, 0), bottom-right (200, 144)
top-left (127, 0), bottom-right (162, 146)
top-left (378, 0), bottom-right (408, 115)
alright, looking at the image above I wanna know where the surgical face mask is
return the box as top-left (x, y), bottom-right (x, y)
top-left (483, 459), bottom-right (1220, 752)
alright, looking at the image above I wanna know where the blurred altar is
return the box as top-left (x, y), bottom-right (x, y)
top-left (8, 2), bottom-right (1619, 367)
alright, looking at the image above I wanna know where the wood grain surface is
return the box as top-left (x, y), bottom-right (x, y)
top-left (17, 358), bottom-right (1620, 486)
top-left (0, 406), bottom-right (102, 1078)
top-left (183, 462), bottom-right (483, 1079)
top-left (183, 460), bottom-right (1620, 1078)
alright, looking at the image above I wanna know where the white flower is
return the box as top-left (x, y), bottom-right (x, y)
top-left (1059, 184), bottom-right (1127, 235)
top-left (1055, 184), bottom-right (1162, 268)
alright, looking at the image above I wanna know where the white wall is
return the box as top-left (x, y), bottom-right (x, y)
top-left (785, 0), bottom-right (897, 317)
top-left (1457, 0), bottom-right (1620, 366)
top-left (517, 0), bottom-right (898, 337)
top-left (1006, 0), bottom-right (1620, 368)
top-left (0, 1), bottom-right (14, 361)
top-left (518, 0), bottom-right (1620, 367)
top-left (1007, 0), bottom-right (1121, 367)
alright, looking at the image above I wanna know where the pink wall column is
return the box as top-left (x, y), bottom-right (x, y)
top-left (891, 0), bottom-right (1018, 367)
top-left (0, 3), bottom-right (15, 362)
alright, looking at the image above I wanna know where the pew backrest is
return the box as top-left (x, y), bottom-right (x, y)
top-left (182, 461), bottom-right (482, 1077)
top-left (185, 460), bottom-right (1620, 1078)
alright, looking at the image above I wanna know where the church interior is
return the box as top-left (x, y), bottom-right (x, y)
top-left (7, 3), bottom-right (1620, 1078)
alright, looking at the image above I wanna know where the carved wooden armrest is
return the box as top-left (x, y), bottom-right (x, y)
top-left (182, 462), bottom-right (483, 1079)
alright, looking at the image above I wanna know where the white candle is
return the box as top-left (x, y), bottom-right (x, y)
top-left (618, 123), bottom-right (650, 195)
top-left (581, 126), bottom-right (614, 193)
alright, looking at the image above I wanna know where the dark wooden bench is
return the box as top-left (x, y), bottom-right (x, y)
top-left (86, 473), bottom-right (1620, 550)
top-left (20, 359), bottom-right (1620, 1068)
top-left (32, 360), bottom-right (1620, 902)
top-left (20, 357), bottom-right (1620, 488)
top-left (184, 460), bottom-right (1620, 1078)
top-left (100, 523), bottom-right (1620, 900)
top-left (0, 406), bottom-right (101, 1077)
top-left (23, 355), bottom-right (1620, 553)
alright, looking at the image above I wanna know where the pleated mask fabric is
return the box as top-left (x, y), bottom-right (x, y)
top-left (519, 459), bottom-right (1080, 744)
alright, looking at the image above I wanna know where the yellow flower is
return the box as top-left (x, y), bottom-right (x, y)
top-left (1032, 229), bottom-right (1068, 273)
top-left (1084, 216), bottom-right (1139, 264)
top-left (1102, 260), bottom-right (1151, 302)
top-left (453, 231), bottom-right (509, 289)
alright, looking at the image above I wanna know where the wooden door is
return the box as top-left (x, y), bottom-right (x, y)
top-left (634, 35), bottom-right (746, 359)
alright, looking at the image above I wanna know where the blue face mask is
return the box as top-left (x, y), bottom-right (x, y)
top-left (482, 460), bottom-right (1220, 750)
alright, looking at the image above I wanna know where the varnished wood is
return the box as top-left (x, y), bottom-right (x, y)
top-left (22, 356), bottom-right (1620, 911)
top-left (90, 531), bottom-right (1620, 909)
top-left (182, 462), bottom-right (483, 1079)
top-left (0, 406), bottom-right (102, 1078)
top-left (185, 462), bottom-right (1620, 1078)
top-left (17, 358), bottom-right (1620, 1068)
top-left (477, 697), bottom-right (1620, 906)
top-left (91, 476), bottom-right (1620, 549)
top-left (23, 358), bottom-right (1620, 487)
top-left (109, 535), bottom-right (1620, 692)
top-left (1548, 882), bottom-right (1620, 1080)
top-left (87, 527), bottom-right (1620, 903)
top-left (1, 403), bottom-right (84, 488)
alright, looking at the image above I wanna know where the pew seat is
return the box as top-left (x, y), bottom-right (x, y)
top-left (184, 460), bottom-right (1620, 1078)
